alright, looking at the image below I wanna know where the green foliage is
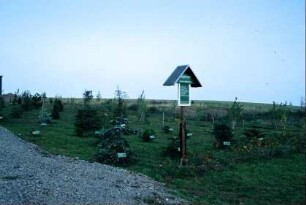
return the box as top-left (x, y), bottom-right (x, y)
top-left (163, 138), bottom-right (180, 158)
top-left (231, 130), bottom-right (306, 162)
top-left (31, 93), bottom-right (43, 108)
top-left (74, 107), bottom-right (101, 136)
top-left (10, 105), bottom-right (22, 118)
top-left (55, 98), bottom-right (64, 112)
top-left (163, 125), bottom-right (171, 134)
top-left (228, 97), bottom-right (244, 130)
top-left (83, 90), bottom-right (93, 106)
top-left (12, 94), bottom-right (18, 105)
top-left (1, 98), bottom-right (305, 205)
top-left (17, 97), bottom-right (22, 104)
top-left (21, 91), bottom-right (32, 111)
top-left (51, 98), bottom-right (64, 120)
top-left (51, 102), bottom-right (60, 120)
top-left (269, 101), bottom-right (289, 132)
top-left (137, 90), bottom-right (147, 121)
top-left (96, 91), bottom-right (101, 102)
top-left (142, 128), bottom-right (156, 142)
top-left (113, 86), bottom-right (127, 118)
top-left (40, 112), bottom-right (52, 124)
top-left (213, 123), bottom-right (233, 148)
top-left (95, 132), bottom-right (135, 165)
top-left (148, 106), bottom-right (159, 114)
top-left (244, 125), bottom-right (265, 140)
top-left (128, 103), bottom-right (138, 112)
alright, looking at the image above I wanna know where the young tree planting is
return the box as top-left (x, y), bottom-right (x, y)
top-left (113, 86), bottom-right (127, 118)
top-left (83, 90), bottom-right (93, 106)
top-left (51, 100), bottom-right (61, 120)
top-left (228, 97), bottom-right (243, 131)
top-left (74, 90), bottom-right (101, 136)
top-left (137, 90), bottom-right (147, 122)
top-left (96, 91), bottom-right (101, 102)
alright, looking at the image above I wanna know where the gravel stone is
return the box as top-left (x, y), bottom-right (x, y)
top-left (0, 126), bottom-right (187, 205)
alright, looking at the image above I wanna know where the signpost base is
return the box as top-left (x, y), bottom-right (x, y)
top-left (179, 107), bottom-right (188, 166)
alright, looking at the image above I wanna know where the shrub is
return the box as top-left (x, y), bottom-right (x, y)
top-left (163, 138), bottom-right (180, 159)
top-left (21, 91), bottom-right (32, 111)
top-left (213, 123), bottom-right (233, 149)
top-left (40, 113), bottom-right (52, 124)
top-left (12, 94), bottom-right (18, 105)
top-left (51, 98), bottom-right (64, 119)
top-left (54, 99), bottom-right (64, 112)
top-left (113, 87), bottom-right (127, 118)
top-left (128, 103), bottom-right (138, 112)
top-left (142, 128), bottom-right (156, 142)
top-left (148, 106), bottom-right (159, 114)
top-left (163, 125), bottom-right (171, 134)
top-left (83, 90), bottom-right (93, 106)
top-left (244, 126), bottom-right (265, 140)
top-left (31, 93), bottom-right (43, 108)
top-left (74, 107), bottom-right (101, 136)
top-left (17, 97), bottom-right (22, 104)
top-left (10, 105), bottom-right (22, 118)
top-left (51, 103), bottom-right (60, 120)
top-left (95, 133), bottom-right (135, 165)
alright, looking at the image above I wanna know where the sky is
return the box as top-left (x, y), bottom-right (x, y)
top-left (0, 0), bottom-right (305, 105)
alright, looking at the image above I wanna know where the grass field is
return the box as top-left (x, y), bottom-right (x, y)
top-left (0, 98), bottom-right (305, 205)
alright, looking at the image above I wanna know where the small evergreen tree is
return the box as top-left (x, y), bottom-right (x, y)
top-left (137, 90), bottom-right (147, 122)
top-left (113, 86), bottom-right (127, 118)
top-left (54, 98), bottom-right (64, 112)
top-left (269, 101), bottom-right (288, 132)
top-left (21, 91), bottom-right (32, 111)
top-left (95, 132), bottom-right (135, 165)
top-left (96, 91), bottom-right (102, 102)
top-left (51, 103), bottom-right (60, 119)
top-left (10, 105), bottom-right (22, 118)
top-left (83, 90), bottom-right (93, 106)
top-left (142, 128), bottom-right (156, 142)
top-left (12, 89), bottom-right (19, 105)
top-left (75, 91), bottom-right (100, 137)
top-left (12, 94), bottom-right (18, 105)
top-left (213, 123), bottom-right (233, 149)
top-left (228, 97), bottom-right (243, 130)
top-left (51, 97), bottom-right (64, 120)
top-left (74, 106), bottom-right (101, 136)
top-left (31, 93), bottom-right (43, 108)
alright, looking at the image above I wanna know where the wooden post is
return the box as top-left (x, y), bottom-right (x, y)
top-left (180, 106), bottom-right (187, 166)
top-left (162, 111), bottom-right (165, 127)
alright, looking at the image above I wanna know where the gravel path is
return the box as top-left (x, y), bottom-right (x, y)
top-left (0, 126), bottom-right (186, 205)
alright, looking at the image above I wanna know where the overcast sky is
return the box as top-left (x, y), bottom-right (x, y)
top-left (0, 0), bottom-right (305, 105)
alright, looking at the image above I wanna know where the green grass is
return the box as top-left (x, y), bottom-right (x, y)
top-left (0, 105), bottom-right (98, 161)
top-left (168, 155), bottom-right (305, 205)
top-left (0, 99), bottom-right (305, 204)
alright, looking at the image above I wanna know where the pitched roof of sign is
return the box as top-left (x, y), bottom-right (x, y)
top-left (163, 65), bottom-right (202, 87)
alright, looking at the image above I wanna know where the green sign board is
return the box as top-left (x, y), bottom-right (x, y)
top-left (179, 75), bottom-right (192, 84)
top-left (178, 83), bottom-right (190, 106)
